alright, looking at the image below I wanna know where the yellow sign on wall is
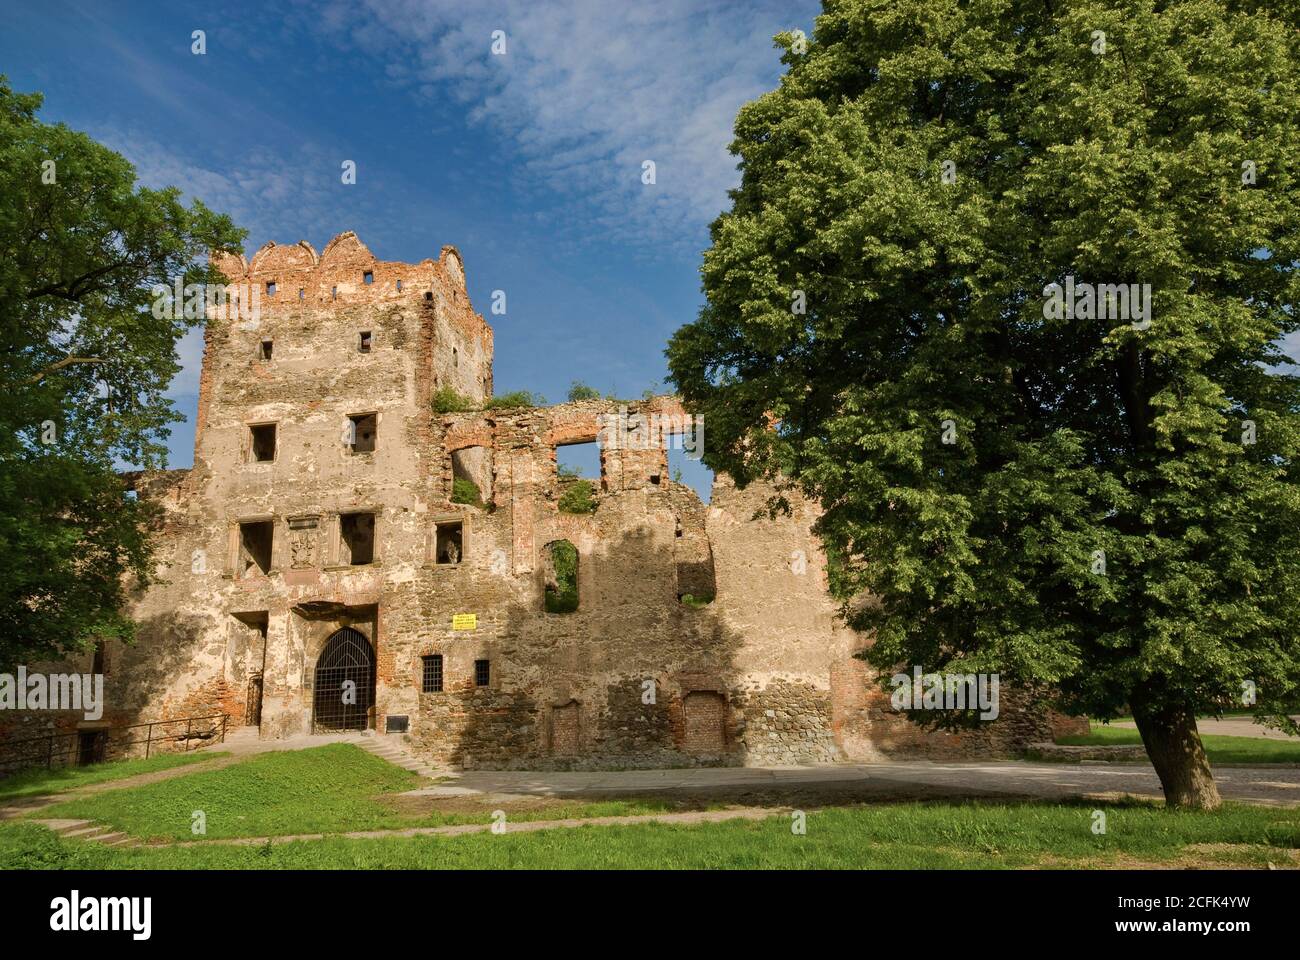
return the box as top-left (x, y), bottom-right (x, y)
top-left (452, 613), bottom-right (477, 631)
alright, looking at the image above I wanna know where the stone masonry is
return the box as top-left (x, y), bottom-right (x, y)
top-left (0, 234), bottom-right (1087, 770)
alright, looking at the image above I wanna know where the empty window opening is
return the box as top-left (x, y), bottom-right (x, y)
top-left (348, 413), bottom-right (376, 454)
top-left (266, 281), bottom-right (276, 296)
top-left (435, 520), bottom-right (463, 565)
top-left (668, 447), bottom-right (714, 504)
top-left (358, 331), bottom-right (372, 353)
top-left (260, 339), bottom-right (273, 361)
top-left (543, 539), bottom-right (578, 613)
top-left (238, 521), bottom-right (273, 577)
top-left (249, 423), bottom-right (277, 462)
top-left (451, 446), bottom-right (492, 506)
top-left (422, 654), bottom-right (443, 693)
top-left (363, 270), bottom-right (374, 285)
top-left (92, 640), bottom-right (109, 676)
top-left (424, 291), bottom-right (433, 302)
top-left (474, 659), bottom-right (490, 687)
top-left (557, 440), bottom-right (600, 481)
top-left (339, 512), bottom-right (375, 565)
top-left (453, 347), bottom-right (458, 367)
top-left (557, 441), bottom-right (599, 514)
top-left (675, 508), bottom-right (716, 606)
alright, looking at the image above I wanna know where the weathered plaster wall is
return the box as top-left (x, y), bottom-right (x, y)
top-left (0, 232), bottom-right (1083, 770)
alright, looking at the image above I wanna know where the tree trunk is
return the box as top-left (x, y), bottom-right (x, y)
top-left (1130, 692), bottom-right (1222, 810)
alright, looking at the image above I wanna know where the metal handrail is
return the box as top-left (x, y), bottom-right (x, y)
top-left (0, 712), bottom-right (230, 774)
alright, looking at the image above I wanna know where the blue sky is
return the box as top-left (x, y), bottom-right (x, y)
top-left (1, 0), bottom-right (819, 499)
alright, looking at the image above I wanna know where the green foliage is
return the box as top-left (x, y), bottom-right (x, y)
top-left (567, 380), bottom-right (601, 402)
top-left (19, 745), bottom-right (674, 847)
top-left (0, 77), bottom-right (245, 666)
top-left (4, 798), bottom-right (1298, 869)
top-left (0, 750), bottom-right (224, 800)
top-left (1057, 727), bottom-right (1300, 765)
top-left (544, 540), bottom-right (580, 613)
top-left (558, 478), bottom-right (597, 515)
top-left (451, 476), bottom-right (483, 507)
top-left (39, 743), bottom-right (417, 840)
top-left (679, 593), bottom-right (715, 608)
top-left (667, 2), bottom-right (1300, 756)
top-left (483, 390), bottom-right (546, 409)
top-left (430, 387), bottom-right (474, 413)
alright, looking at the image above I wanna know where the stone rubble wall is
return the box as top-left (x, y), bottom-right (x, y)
top-left (0, 233), bottom-right (1086, 770)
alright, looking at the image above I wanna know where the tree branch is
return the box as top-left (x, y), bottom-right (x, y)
top-left (25, 356), bottom-right (106, 385)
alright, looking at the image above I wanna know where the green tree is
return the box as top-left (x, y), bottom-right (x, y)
top-left (668, 1), bottom-right (1300, 809)
top-left (557, 472), bottom-right (597, 514)
top-left (0, 79), bottom-right (244, 666)
top-left (544, 540), bottom-right (580, 613)
top-left (566, 380), bottom-right (601, 402)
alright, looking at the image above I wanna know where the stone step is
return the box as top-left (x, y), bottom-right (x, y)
top-left (354, 737), bottom-right (441, 779)
top-left (62, 825), bottom-right (114, 839)
top-left (88, 831), bottom-right (128, 844)
top-left (41, 819), bottom-right (95, 834)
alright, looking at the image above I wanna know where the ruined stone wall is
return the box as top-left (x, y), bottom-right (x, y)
top-left (0, 232), bottom-right (1081, 771)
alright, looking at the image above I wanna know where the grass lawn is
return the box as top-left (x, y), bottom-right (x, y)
top-left (2, 798), bottom-right (1297, 869)
top-left (0, 751), bottom-right (227, 801)
top-left (32, 743), bottom-right (676, 841)
top-left (10, 742), bottom-right (1298, 869)
top-left (1059, 725), bottom-right (1300, 764)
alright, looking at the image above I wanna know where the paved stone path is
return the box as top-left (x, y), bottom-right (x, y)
top-left (168, 807), bottom-right (779, 847)
top-left (405, 759), bottom-right (1300, 808)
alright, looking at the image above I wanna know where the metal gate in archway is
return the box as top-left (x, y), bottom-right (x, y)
top-left (312, 627), bottom-right (375, 731)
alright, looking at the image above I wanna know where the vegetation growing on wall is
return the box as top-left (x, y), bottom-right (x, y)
top-left (544, 540), bottom-right (579, 613)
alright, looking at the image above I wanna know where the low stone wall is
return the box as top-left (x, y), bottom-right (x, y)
top-left (1026, 742), bottom-right (1148, 762)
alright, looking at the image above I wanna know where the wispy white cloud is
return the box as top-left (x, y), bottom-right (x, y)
top-left (91, 128), bottom-right (346, 247)
top-left (85, 130), bottom-right (355, 410)
top-left (306, 0), bottom-right (809, 250)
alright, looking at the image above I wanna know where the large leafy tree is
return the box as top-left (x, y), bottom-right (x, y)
top-left (0, 78), bottom-right (244, 667)
top-left (669, 0), bottom-right (1300, 809)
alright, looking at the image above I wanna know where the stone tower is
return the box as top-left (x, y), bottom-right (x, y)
top-left (187, 231), bottom-right (492, 736)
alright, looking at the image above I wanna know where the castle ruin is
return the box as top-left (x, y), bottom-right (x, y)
top-left (2, 233), bottom-right (1081, 769)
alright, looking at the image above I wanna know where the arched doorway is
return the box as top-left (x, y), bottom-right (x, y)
top-left (312, 627), bottom-right (375, 731)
